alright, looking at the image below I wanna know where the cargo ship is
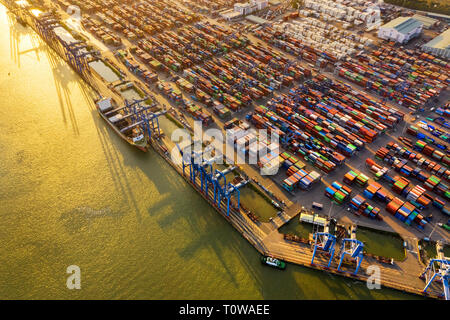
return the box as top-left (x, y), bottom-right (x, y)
top-left (96, 97), bottom-right (149, 152)
top-left (261, 256), bottom-right (286, 270)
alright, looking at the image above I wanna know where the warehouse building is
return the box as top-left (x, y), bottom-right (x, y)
top-left (220, 9), bottom-right (242, 21)
top-left (422, 28), bottom-right (450, 59)
top-left (378, 17), bottom-right (423, 44)
top-left (234, 2), bottom-right (255, 15)
top-left (234, 0), bottom-right (268, 16)
top-left (412, 14), bottom-right (438, 29)
top-left (246, 14), bottom-right (270, 25)
top-left (426, 12), bottom-right (450, 23)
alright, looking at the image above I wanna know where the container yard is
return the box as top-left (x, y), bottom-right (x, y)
top-left (2, 0), bottom-right (449, 302)
top-left (271, 18), bottom-right (371, 60)
top-left (337, 47), bottom-right (449, 111)
top-left (302, 0), bottom-right (383, 27)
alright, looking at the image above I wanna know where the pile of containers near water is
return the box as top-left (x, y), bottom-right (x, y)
top-left (364, 182), bottom-right (389, 203)
top-left (224, 121), bottom-right (322, 193)
top-left (251, 103), bottom-right (344, 174)
top-left (341, 170), bottom-right (383, 220)
top-left (389, 175), bottom-right (448, 215)
top-left (156, 80), bottom-right (213, 126)
top-left (183, 66), bottom-right (249, 111)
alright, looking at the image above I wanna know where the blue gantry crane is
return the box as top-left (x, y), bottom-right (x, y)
top-left (63, 41), bottom-right (91, 77)
top-left (120, 98), bottom-right (166, 141)
top-left (420, 242), bottom-right (449, 300)
top-left (175, 143), bottom-right (248, 217)
top-left (34, 15), bottom-right (60, 43)
top-left (175, 142), bottom-right (191, 177)
top-left (212, 166), bottom-right (248, 217)
top-left (337, 225), bottom-right (364, 275)
top-left (222, 177), bottom-right (248, 216)
top-left (227, 179), bottom-right (244, 209)
top-left (32, 12), bottom-right (92, 79)
top-left (311, 221), bottom-right (336, 269)
top-left (176, 142), bottom-right (219, 189)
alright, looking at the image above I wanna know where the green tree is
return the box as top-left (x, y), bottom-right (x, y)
top-left (291, 0), bottom-right (305, 10)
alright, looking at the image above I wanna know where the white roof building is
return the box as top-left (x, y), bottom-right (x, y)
top-left (378, 17), bottom-right (423, 44)
top-left (422, 28), bottom-right (450, 59)
top-left (412, 14), bottom-right (438, 29)
top-left (234, 2), bottom-right (256, 15)
top-left (220, 9), bottom-right (242, 21)
top-left (253, 0), bottom-right (268, 11)
top-left (234, 0), bottom-right (268, 15)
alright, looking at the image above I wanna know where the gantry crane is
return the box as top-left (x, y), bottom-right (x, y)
top-left (311, 221), bottom-right (337, 269)
top-left (420, 241), bottom-right (449, 300)
top-left (337, 225), bottom-right (364, 275)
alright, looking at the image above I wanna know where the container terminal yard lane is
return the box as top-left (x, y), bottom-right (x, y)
top-left (1, 0), bottom-right (449, 301)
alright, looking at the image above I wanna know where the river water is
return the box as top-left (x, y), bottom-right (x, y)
top-left (0, 4), bottom-right (418, 299)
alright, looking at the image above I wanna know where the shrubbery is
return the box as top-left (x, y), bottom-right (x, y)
top-left (385, 0), bottom-right (450, 15)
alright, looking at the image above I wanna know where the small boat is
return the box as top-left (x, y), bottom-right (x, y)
top-left (96, 97), bottom-right (149, 152)
top-left (261, 256), bottom-right (286, 270)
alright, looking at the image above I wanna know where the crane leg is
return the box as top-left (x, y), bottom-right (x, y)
top-left (354, 256), bottom-right (363, 275)
top-left (311, 243), bottom-right (318, 265)
top-left (443, 278), bottom-right (449, 300)
top-left (423, 273), bottom-right (439, 293)
top-left (338, 252), bottom-right (346, 271)
top-left (327, 248), bottom-right (335, 268)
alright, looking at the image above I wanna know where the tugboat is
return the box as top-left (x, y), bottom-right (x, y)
top-left (261, 256), bottom-right (286, 270)
top-left (96, 97), bottom-right (149, 152)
